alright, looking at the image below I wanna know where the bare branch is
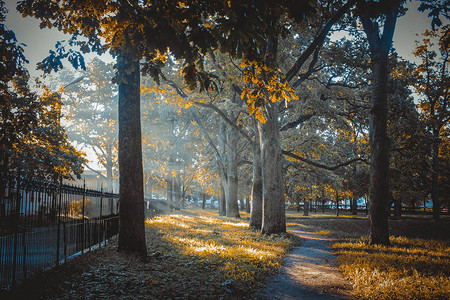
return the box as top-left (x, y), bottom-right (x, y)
top-left (280, 113), bottom-right (315, 131)
top-left (284, 0), bottom-right (358, 83)
top-left (282, 150), bottom-right (367, 170)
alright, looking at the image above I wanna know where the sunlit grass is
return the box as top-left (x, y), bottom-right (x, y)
top-left (334, 236), bottom-right (450, 299)
top-left (313, 230), bottom-right (331, 236)
top-left (145, 209), bottom-right (299, 284)
top-left (286, 214), bottom-right (450, 299)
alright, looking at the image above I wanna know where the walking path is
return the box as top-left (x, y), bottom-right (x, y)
top-left (259, 230), bottom-right (353, 299)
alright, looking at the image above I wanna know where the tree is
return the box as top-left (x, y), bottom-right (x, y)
top-left (18, 0), bottom-right (366, 240)
top-left (414, 26), bottom-right (450, 219)
top-left (356, 0), bottom-right (401, 245)
top-left (0, 0), bottom-right (84, 182)
top-left (17, 0), bottom-right (224, 254)
top-left (61, 58), bottom-right (118, 191)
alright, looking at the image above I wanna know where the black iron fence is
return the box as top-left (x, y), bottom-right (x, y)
top-left (0, 174), bottom-right (119, 290)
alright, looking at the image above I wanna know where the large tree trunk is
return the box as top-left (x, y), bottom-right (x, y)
top-left (367, 54), bottom-right (391, 245)
top-left (360, 8), bottom-right (398, 246)
top-left (259, 104), bottom-right (286, 234)
top-left (226, 126), bottom-right (240, 218)
top-left (431, 137), bottom-right (440, 219)
top-left (118, 53), bottom-right (147, 255)
top-left (250, 131), bottom-right (263, 229)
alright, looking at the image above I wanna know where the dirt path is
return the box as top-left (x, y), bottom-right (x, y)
top-left (258, 229), bottom-right (353, 299)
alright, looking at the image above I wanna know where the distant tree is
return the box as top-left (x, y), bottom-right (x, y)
top-left (413, 26), bottom-right (450, 219)
top-left (62, 58), bottom-right (118, 191)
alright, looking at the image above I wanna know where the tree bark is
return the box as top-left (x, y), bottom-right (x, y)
top-left (322, 187), bottom-right (325, 213)
top-left (258, 30), bottom-right (286, 235)
top-left (173, 176), bottom-right (181, 208)
top-left (351, 198), bottom-right (358, 215)
top-left (336, 190), bottom-right (340, 217)
top-left (360, 8), bottom-right (398, 246)
top-left (259, 104), bottom-right (286, 234)
top-left (431, 137), bottom-right (441, 219)
top-left (219, 183), bottom-right (226, 216)
top-left (226, 125), bottom-right (240, 218)
top-left (367, 53), bottom-right (391, 245)
top-left (118, 52), bottom-right (147, 255)
top-left (393, 196), bottom-right (401, 219)
top-left (250, 131), bottom-right (263, 229)
top-left (202, 192), bottom-right (206, 210)
top-left (166, 177), bottom-right (173, 211)
top-left (303, 200), bottom-right (309, 216)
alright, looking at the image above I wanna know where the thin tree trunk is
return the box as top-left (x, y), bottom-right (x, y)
top-left (352, 198), bottom-right (358, 215)
top-left (219, 184), bottom-right (226, 216)
top-left (431, 140), bottom-right (440, 219)
top-left (336, 190), bottom-right (340, 217)
top-left (173, 177), bottom-right (181, 209)
top-left (250, 133), bottom-right (263, 229)
top-left (303, 200), bottom-right (309, 216)
top-left (322, 187), bottom-right (325, 214)
top-left (106, 159), bottom-right (114, 192)
top-left (118, 52), bottom-right (146, 255)
top-left (166, 177), bottom-right (173, 211)
top-left (202, 192), bottom-right (206, 210)
top-left (226, 126), bottom-right (240, 218)
top-left (394, 196), bottom-right (401, 219)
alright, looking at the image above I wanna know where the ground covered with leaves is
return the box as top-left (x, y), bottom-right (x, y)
top-left (2, 208), bottom-right (300, 299)
top-left (287, 211), bottom-right (450, 300)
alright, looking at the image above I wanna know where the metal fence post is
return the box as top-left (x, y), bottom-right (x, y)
top-left (99, 184), bottom-right (103, 247)
top-left (12, 163), bottom-right (21, 287)
top-left (82, 179), bottom-right (86, 254)
top-left (63, 221), bottom-right (67, 262)
top-left (56, 177), bottom-right (62, 265)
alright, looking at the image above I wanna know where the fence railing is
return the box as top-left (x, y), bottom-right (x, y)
top-left (0, 174), bottom-right (119, 290)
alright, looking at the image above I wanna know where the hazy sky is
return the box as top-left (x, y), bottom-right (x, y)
top-left (4, 1), bottom-right (444, 77)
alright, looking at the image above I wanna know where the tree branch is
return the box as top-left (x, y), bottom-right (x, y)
top-left (284, 0), bottom-right (358, 83)
top-left (282, 150), bottom-right (367, 170)
top-left (83, 163), bottom-right (106, 179)
top-left (193, 101), bottom-right (253, 143)
top-left (280, 113), bottom-right (315, 131)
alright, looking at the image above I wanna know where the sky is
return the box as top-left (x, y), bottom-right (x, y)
top-left (4, 0), bottom-right (443, 78)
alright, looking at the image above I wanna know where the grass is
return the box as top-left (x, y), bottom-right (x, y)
top-left (146, 209), bottom-right (300, 288)
top-left (286, 210), bottom-right (450, 300)
top-left (2, 207), bottom-right (300, 299)
top-left (4, 208), bottom-right (449, 299)
top-left (334, 237), bottom-right (450, 299)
